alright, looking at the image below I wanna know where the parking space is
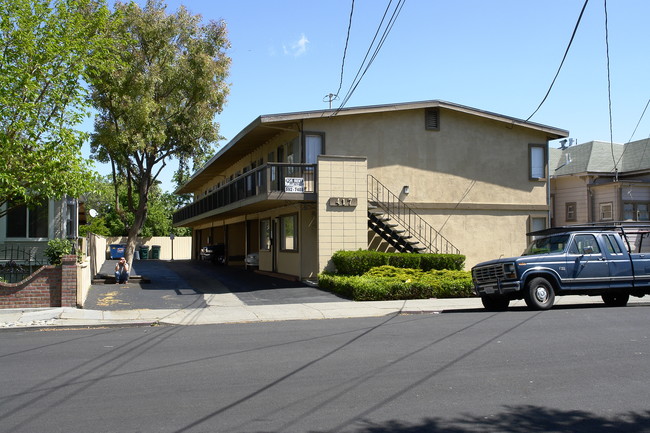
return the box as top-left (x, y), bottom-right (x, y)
top-left (83, 260), bottom-right (347, 310)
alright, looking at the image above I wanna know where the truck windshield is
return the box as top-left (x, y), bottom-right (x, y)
top-left (523, 234), bottom-right (570, 256)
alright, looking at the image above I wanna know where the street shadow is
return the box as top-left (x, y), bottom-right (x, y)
top-left (308, 406), bottom-right (650, 433)
top-left (441, 302), bottom-right (650, 315)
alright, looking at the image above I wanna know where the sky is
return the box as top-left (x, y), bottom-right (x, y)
top-left (83, 0), bottom-right (650, 192)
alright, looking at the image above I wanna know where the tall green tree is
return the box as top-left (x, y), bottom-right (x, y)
top-left (0, 0), bottom-right (111, 217)
top-left (90, 0), bottom-right (230, 262)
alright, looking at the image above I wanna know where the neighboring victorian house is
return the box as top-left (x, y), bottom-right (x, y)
top-left (550, 139), bottom-right (650, 226)
top-left (0, 197), bottom-right (79, 262)
top-left (173, 100), bottom-right (568, 279)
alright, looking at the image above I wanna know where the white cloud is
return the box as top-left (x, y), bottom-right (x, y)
top-left (283, 33), bottom-right (309, 57)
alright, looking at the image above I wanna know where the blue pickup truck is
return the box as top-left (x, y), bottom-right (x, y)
top-left (472, 225), bottom-right (650, 311)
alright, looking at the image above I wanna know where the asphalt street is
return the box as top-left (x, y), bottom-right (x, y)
top-left (84, 260), bottom-right (347, 310)
top-left (1, 305), bottom-right (649, 432)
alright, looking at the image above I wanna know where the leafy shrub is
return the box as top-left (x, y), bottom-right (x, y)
top-left (44, 239), bottom-right (81, 265)
top-left (387, 253), bottom-right (421, 269)
top-left (419, 254), bottom-right (465, 271)
top-left (332, 250), bottom-right (465, 275)
top-left (318, 266), bottom-right (474, 301)
top-left (331, 250), bottom-right (387, 275)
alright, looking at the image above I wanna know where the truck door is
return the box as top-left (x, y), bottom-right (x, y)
top-left (603, 234), bottom-right (633, 289)
top-left (565, 234), bottom-right (610, 290)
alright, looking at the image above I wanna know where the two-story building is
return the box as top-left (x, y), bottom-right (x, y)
top-left (550, 139), bottom-right (650, 226)
top-left (174, 100), bottom-right (568, 280)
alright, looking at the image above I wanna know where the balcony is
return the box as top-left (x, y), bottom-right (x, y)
top-left (173, 163), bottom-right (317, 226)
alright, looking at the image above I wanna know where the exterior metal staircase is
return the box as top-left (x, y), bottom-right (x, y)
top-left (367, 175), bottom-right (460, 255)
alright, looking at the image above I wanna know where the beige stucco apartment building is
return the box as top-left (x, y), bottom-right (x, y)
top-left (174, 100), bottom-right (568, 279)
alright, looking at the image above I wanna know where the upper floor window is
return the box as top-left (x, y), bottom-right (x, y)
top-left (6, 202), bottom-right (48, 239)
top-left (529, 144), bottom-right (546, 180)
top-left (304, 133), bottom-right (323, 164)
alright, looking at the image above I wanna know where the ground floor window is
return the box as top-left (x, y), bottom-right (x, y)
top-left (6, 202), bottom-right (48, 238)
top-left (280, 214), bottom-right (298, 251)
top-left (599, 202), bottom-right (613, 221)
top-left (565, 202), bottom-right (577, 222)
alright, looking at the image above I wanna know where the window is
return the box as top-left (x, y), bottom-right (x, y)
top-left (530, 216), bottom-right (546, 234)
top-left (529, 144), bottom-right (546, 180)
top-left (569, 234), bottom-right (601, 255)
top-left (605, 235), bottom-right (622, 254)
top-left (624, 202), bottom-right (650, 221)
top-left (425, 108), bottom-right (440, 130)
top-left (565, 202), bottom-right (577, 222)
top-left (599, 202), bottom-right (613, 221)
top-left (304, 133), bottom-right (323, 164)
top-left (65, 199), bottom-right (77, 238)
top-left (260, 219), bottom-right (271, 251)
top-left (6, 202), bottom-right (48, 238)
top-left (280, 214), bottom-right (298, 251)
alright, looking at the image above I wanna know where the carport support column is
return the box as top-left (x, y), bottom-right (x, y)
top-left (317, 155), bottom-right (368, 273)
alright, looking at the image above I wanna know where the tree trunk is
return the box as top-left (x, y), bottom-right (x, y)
top-left (124, 183), bottom-right (149, 267)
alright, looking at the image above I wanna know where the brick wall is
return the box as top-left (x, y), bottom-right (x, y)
top-left (0, 255), bottom-right (78, 309)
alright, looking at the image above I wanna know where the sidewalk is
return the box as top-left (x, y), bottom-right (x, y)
top-left (2, 295), bottom-right (649, 329)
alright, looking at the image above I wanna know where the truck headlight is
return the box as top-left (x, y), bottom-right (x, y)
top-left (503, 263), bottom-right (517, 279)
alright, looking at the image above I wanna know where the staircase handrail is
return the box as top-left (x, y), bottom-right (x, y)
top-left (367, 175), bottom-right (460, 254)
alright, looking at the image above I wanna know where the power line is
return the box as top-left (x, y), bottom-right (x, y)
top-left (334, 0), bottom-right (355, 99)
top-left (626, 99), bottom-right (650, 143)
top-left (526, 0), bottom-right (590, 122)
top-left (604, 0), bottom-right (618, 179)
top-left (333, 0), bottom-right (407, 115)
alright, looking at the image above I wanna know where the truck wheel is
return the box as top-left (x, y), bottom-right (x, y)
top-left (602, 293), bottom-right (629, 307)
top-left (524, 277), bottom-right (555, 310)
top-left (481, 296), bottom-right (509, 311)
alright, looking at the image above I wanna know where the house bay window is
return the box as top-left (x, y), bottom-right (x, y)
top-left (6, 202), bottom-right (48, 238)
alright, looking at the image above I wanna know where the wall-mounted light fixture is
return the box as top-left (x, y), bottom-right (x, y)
top-left (402, 185), bottom-right (410, 195)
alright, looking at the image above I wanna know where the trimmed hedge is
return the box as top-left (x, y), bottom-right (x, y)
top-left (319, 265), bottom-right (474, 301)
top-left (331, 250), bottom-right (465, 275)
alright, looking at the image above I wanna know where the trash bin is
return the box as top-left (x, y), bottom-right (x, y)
top-left (139, 245), bottom-right (150, 260)
top-left (151, 245), bottom-right (161, 260)
top-left (109, 244), bottom-right (126, 259)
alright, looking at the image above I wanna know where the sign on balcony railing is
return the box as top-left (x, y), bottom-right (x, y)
top-left (284, 177), bottom-right (305, 193)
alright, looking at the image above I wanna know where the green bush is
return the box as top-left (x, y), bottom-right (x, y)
top-left (319, 265), bottom-right (474, 301)
top-left (386, 252), bottom-right (421, 269)
top-left (331, 250), bottom-right (465, 275)
top-left (331, 250), bottom-right (387, 275)
top-left (44, 239), bottom-right (81, 265)
top-left (419, 254), bottom-right (465, 271)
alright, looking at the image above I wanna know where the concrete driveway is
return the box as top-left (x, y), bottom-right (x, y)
top-left (83, 260), bottom-right (347, 311)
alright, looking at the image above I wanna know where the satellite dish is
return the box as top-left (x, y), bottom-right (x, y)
top-left (89, 209), bottom-right (98, 218)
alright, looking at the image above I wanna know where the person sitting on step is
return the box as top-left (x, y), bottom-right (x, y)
top-left (114, 257), bottom-right (130, 284)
